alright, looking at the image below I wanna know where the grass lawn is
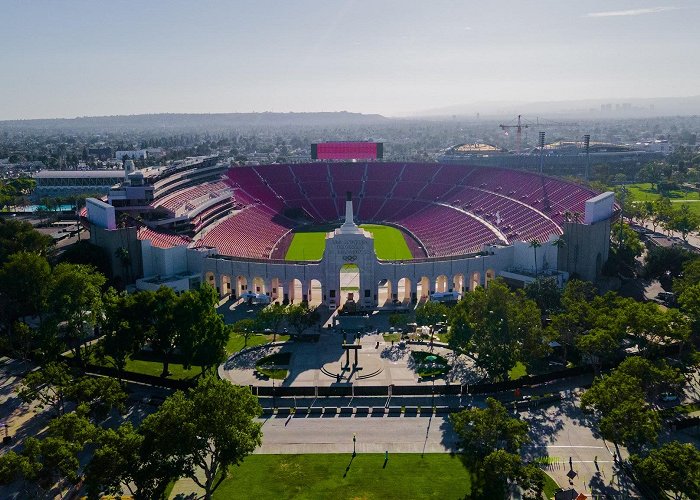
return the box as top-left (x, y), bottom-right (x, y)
top-left (675, 201), bottom-right (700, 216)
top-left (626, 183), bottom-right (700, 202)
top-left (64, 349), bottom-right (203, 380)
top-left (68, 332), bottom-right (290, 381)
top-left (122, 356), bottom-right (198, 379)
top-left (543, 472), bottom-right (560, 499)
top-left (213, 453), bottom-right (473, 500)
top-left (382, 333), bottom-right (401, 342)
top-left (509, 361), bottom-right (528, 380)
top-left (225, 333), bottom-right (290, 355)
top-left (285, 224), bottom-right (413, 261)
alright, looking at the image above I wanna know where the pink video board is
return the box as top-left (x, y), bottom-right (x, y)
top-left (314, 142), bottom-right (379, 160)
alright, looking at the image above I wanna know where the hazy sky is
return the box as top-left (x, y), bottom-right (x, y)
top-left (1, 0), bottom-right (698, 119)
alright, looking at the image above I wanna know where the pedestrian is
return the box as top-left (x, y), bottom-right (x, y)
top-left (385, 450), bottom-right (388, 461)
top-left (569, 456), bottom-right (572, 469)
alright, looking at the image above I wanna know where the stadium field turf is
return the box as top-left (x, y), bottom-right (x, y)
top-left (285, 224), bottom-right (413, 261)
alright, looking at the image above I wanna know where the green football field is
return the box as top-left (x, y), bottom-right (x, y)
top-left (285, 224), bottom-right (413, 261)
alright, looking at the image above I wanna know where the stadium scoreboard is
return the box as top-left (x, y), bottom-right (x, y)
top-left (311, 141), bottom-right (383, 160)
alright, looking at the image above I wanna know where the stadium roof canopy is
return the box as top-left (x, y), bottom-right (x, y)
top-left (34, 170), bottom-right (125, 179)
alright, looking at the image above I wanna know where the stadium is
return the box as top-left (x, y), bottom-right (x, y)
top-left (86, 155), bottom-right (616, 309)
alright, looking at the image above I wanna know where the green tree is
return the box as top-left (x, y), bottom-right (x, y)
top-left (139, 377), bottom-right (263, 500)
top-left (114, 246), bottom-right (132, 284)
top-left (653, 196), bottom-right (674, 234)
top-left (99, 288), bottom-right (151, 379)
top-left (18, 361), bottom-right (74, 416)
top-left (0, 421), bottom-right (92, 496)
top-left (450, 397), bottom-right (530, 462)
top-left (599, 398), bottom-right (660, 451)
top-left (669, 204), bottom-right (700, 241)
top-left (450, 280), bottom-right (544, 381)
top-left (415, 300), bottom-right (449, 327)
top-left (674, 258), bottom-right (700, 296)
top-left (85, 422), bottom-right (180, 500)
top-left (0, 217), bottom-right (54, 264)
top-left (524, 277), bottom-right (562, 316)
top-left (576, 327), bottom-right (620, 373)
top-left (630, 441), bottom-right (700, 499)
top-left (176, 285), bottom-right (229, 374)
top-left (285, 302), bottom-right (320, 337)
top-left (388, 313), bottom-right (409, 330)
top-left (528, 239), bottom-right (541, 276)
top-left (608, 221), bottom-right (643, 273)
top-left (625, 301), bottom-right (692, 357)
top-left (447, 306), bottom-right (474, 354)
top-left (47, 263), bottom-right (106, 365)
top-left (256, 302), bottom-right (287, 341)
top-left (65, 376), bottom-right (127, 422)
top-left (232, 318), bottom-right (257, 348)
top-left (478, 450), bottom-right (546, 500)
top-left (147, 286), bottom-right (179, 377)
top-left (57, 240), bottom-right (112, 279)
top-left (580, 357), bottom-right (680, 451)
top-left (0, 252), bottom-right (51, 336)
top-left (679, 283), bottom-right (700, 335)
top-left (645, 246), bottom-right (695, 281)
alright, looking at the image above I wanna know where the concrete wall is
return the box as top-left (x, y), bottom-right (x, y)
top-left (90, 225), bottom-right (142, 284)
top-left (558, 219), bottom-right (611, 282)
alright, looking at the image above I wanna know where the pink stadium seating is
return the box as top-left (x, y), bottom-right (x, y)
top-left (146, 162), bottom-right (601, 259)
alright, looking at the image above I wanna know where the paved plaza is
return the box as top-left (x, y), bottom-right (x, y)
top-left (218, 328), bottom-right (482, 388)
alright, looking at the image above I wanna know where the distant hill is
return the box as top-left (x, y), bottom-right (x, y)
top-left (0, 111), bottom-right (389, 132)
top-left (411, 95), bottom-right (700, 119)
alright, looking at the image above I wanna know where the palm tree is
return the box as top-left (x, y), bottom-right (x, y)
top-left (529, 239), bottom-right (542, 276)
top-left (552, 236), bottom-right (566, 273)
top-left (115, 247), bottom-right (131, 284)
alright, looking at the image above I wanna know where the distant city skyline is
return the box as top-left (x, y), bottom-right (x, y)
top-left (1, 0), bottom-right (698, 120)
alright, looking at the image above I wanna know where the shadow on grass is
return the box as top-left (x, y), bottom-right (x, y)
top-left (343, 454), bottom-right (355, 478)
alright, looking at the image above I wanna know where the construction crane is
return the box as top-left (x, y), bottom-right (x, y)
top-left (499, 115), bottom-right (579, 154)
top-left (499, 115), bottom-right (528, 155)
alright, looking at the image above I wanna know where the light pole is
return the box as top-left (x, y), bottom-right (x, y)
top-left (583, 134), bottom-right (591, 181)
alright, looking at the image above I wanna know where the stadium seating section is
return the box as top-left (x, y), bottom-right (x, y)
top-left (182, 162), bottom-right (599, 259)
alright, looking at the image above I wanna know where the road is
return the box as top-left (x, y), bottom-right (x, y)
top-left (256, 413), bottom-right (457, 454)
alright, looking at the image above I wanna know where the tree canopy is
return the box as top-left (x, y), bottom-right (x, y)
top-left (581, 357), bottom-right (682, 450)
top-left (630, 441), bottom-right (700, 499)
top-left (448, 279), bottom-right (545, 381)
top-left (139, 377), bottom-right (262, 499)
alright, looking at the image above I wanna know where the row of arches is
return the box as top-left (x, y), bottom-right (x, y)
top-left (205, 272), bottom-right (326, 305)
top-left (205, 268), bottom-right (497, 308)
top-left (374, 270), bottom-right (495, 306)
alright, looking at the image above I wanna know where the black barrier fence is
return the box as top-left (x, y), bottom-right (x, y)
top-left (256, 364), bottom-right (593, 398)
top-left (467, 364), bottom-right (593, 395)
